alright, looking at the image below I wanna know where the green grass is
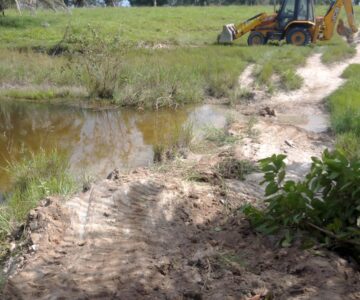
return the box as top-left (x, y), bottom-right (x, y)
top-left (0, 6), bottom-right (358, 106)
top-left (0, 6), bottom-right (275, 49)
top-left (0, 48), bottom-right (77, 86)
top-left (0, 43), bottom-right (313, 108)
top-left (153, 122), bottom-right (194, 162)
top-left (0, 150), bottom-right (75, 242)
top-left (204, 125), bottom-right (238, 146)
top-left (1, 6), bottom-right (358, 49)
top-left (320, 35), bottom-right (357, 65)
top-left (328, 64), bottom-right (360, 159)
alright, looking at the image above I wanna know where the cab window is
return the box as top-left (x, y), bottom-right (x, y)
top-left (279, 0), bottom-right (296, 27)
top-left (282, 0), bottom-right (296, 18)
top-left (298, 0), bottom-right (308, 20)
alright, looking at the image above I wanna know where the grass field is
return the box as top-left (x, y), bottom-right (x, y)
top-left (0, 6), bottom-right (281, 49)
top-left (329, 64), bottom-right (360, 160)
top-left (1, 6), bottom-right (358, 48)
top-left (0, 6), bottom-right (359, 107)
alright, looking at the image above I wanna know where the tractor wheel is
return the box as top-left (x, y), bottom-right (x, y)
top-left (247, 32), bottom-right (267, 46)
top-left (286, 27), bottom-right (311, 46)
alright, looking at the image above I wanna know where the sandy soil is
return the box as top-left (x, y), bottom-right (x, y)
top-left (2, 44), bottom-right (360, 299)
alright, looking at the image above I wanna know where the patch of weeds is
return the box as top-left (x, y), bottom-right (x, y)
top-left (214, 251), bottom-right (246, 270)
top-left (231, 87), bottom-right (255, 104)
top-left (204, 125), bottom-right (238, 147)
top-left (0, 149), bottom-right (75, 240)
top-left (236, 88), bottom-right (255, 104)
top-left (279, 69), bottom-right (303, 90)
top-left (184, 169), bottom-right (206, 182)
top-left (80, 173), bottom-right (96, 192)
top-left (245, 116), bottom-right (260, 140)
top-left (321, 36), bottom-right (356, 64)
top-left (0, 270), bottom-right (6, 292)
top-left (253, 45), bottom-right (311, 92)
top-left (3, 89), bottom-right (70, 100)
top-left (216, 157), bottom-right (257, 181)
top-left (328, 64), bottom-right (360, 158)
top-left (114, 47), bottom-right (246, 109)
top-left (225, 112), bottom-right (236, 127)
top-left (153, 123), bottom-right (193, 163)
top-left (256, 63), bottom-right (274, 86)
top-left (335, 132), bottom-right (360, 161)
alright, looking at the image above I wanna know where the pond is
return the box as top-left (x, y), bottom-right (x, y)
top-left (0, 101), bottom-right (228, 192)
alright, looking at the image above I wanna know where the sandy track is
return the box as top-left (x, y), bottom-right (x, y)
top-left (235, 44), bottom-right (360, 178)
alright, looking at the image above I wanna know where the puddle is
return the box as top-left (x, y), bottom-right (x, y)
top-left (0, 101), bottom-right (228, 191)
top-left (277, 113), bottom-right (329, 133)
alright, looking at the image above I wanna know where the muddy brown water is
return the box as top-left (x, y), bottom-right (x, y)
top-left (0, 101), bottom-right (228, 192)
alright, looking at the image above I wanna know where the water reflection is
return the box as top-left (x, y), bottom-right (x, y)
top-left (0, 101), bottom-right (227, 191)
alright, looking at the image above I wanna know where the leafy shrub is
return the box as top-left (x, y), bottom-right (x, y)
top-left (243, 150), bottom-right (360, 261)
top-left (68, 27), bottom-right (130, 99)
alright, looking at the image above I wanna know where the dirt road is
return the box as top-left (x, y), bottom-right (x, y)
top-left (3, 45), bottom-right (360, 299)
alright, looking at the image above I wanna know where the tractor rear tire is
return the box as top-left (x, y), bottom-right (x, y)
top-left (247, 32), bottom-right (267, 46)
top-left (286, 27), bottom-right (311, 46)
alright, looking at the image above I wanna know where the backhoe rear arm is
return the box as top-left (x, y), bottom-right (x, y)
top-left (322, 0), bottom-right (357, 40)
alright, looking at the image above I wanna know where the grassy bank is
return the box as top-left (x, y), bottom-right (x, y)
top-left (0, 6), bottom-right (358, 107)
top-left (328, 64), bottom-right (360, 160)
top-left (0, 43), bottom-right (311, 108)
top-left (0, 150), bottom-right (75, 258)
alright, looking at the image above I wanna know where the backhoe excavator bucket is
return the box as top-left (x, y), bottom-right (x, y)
top-left (217, 24), bottom-right (237, 44)
top-left (337, 19), bottom-right (357, 44)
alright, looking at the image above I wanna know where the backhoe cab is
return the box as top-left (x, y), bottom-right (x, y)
top-left (218, 0), bottom-right (358, 46)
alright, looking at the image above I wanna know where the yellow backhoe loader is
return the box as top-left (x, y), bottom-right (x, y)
top-left (218, 0), bottom-right (358, 46)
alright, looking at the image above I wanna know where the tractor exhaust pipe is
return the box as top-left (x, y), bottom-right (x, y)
top-left (217, 24), bottom-right (237, 44)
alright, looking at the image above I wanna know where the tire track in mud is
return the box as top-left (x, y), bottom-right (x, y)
top-left (3, 179), bottom-right (198, 299)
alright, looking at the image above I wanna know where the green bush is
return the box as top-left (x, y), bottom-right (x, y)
top-left (68, 27), bottom-right (130, 100)
top-left (243, 150), bottom-right (360, 261)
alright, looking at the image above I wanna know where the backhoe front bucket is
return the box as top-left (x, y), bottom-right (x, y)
top-left (218, 24), bottom-right (236, 44)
